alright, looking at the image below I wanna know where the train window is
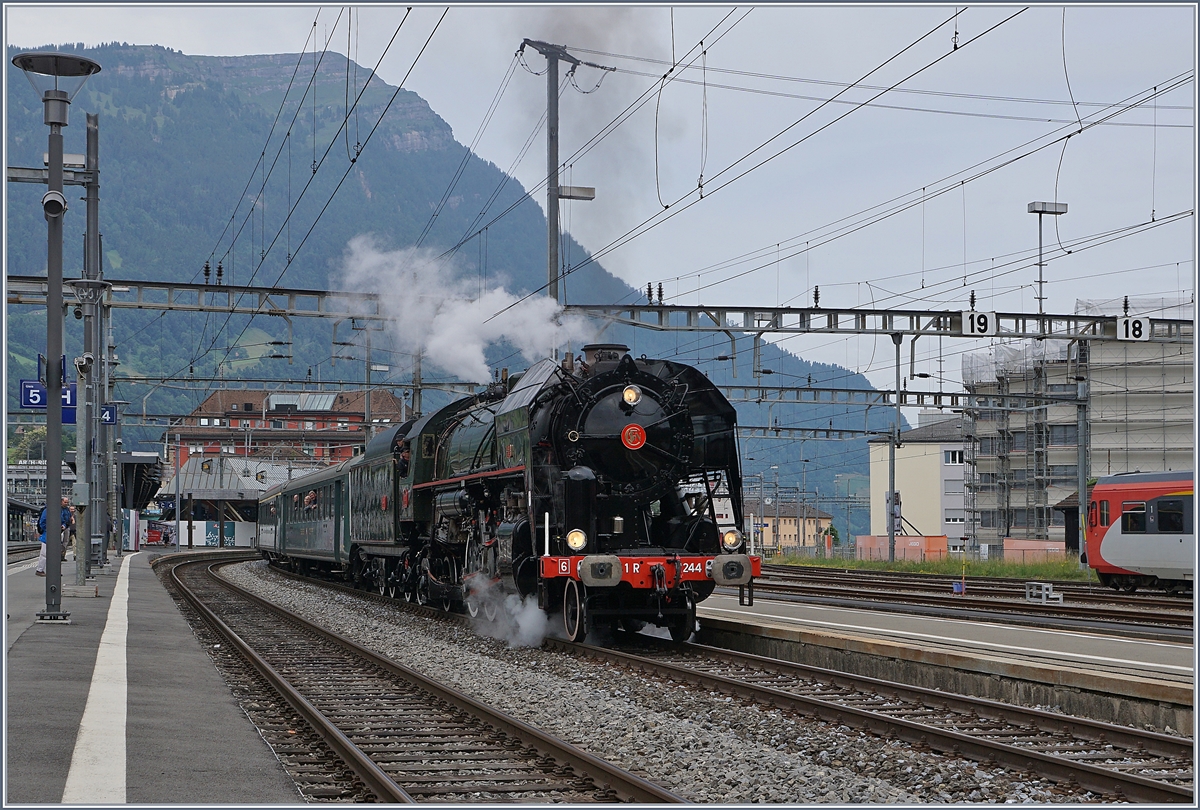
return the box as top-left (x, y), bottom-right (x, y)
top-left (1121, 502), bottom-right (1146, 533)
top-left (1099, 500), bottom-right (1109, 527)
top-left (1157, 500), bottom-right (1185, 533)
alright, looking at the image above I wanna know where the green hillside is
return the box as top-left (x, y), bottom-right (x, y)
top-left (6, 43), bottom-right (898, 538)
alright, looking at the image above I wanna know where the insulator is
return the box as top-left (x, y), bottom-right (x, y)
top-left (969, 290), bottom-right (976, 310)
top-left (203, 260), bottom-right (211, 283)
top-left (813, 286), bottom-right (820, 308)
top-left (657, 283), bottom-right (663, 304)
top-left (216, 261), bottom-right (224, 285)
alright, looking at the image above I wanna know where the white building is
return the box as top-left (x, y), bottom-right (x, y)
top-left (961, 295), bottom-right (1193, 548)
top-left (868, 415), bottom-right (967, 540)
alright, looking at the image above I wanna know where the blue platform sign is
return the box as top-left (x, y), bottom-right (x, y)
top-left (101, 404), bottom-right (118, 424)
top-left (19, 380), bottom-right (77, 424)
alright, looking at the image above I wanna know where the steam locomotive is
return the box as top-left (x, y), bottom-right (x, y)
top-left (256, 344), bottom-right (759, 641)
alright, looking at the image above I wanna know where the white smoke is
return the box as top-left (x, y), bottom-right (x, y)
top-left (468, 577), bottom-right (551, 648)
top-left (335, 234), bottom-right (596, 384)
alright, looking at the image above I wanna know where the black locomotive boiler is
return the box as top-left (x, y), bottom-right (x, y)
top-left (256, 343), bottom-right (759, 642)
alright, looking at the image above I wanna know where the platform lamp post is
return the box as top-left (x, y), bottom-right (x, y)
top-left (1027, 201), bottom-right (1068, 320)
top-left (13, 51), bottom-right (102, 622)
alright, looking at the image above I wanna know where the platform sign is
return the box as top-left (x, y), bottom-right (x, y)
top-left (100, 404), bottom-right (118, 424)
top-left (20, 380), bottom-right (76, 424)
top-left (961, 311), bottom-right (997, 336)
top-left (20, 380), bottom-right (76, 408)
top-left (1117, 316), bottom-right (1151, 341)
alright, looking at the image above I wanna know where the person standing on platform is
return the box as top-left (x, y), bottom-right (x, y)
top-left (35, 496), bottom-right (73, 577)
top-left (65, 505), bottom-right (77, 561)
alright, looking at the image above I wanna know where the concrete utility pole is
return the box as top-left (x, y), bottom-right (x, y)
top-left (1076, 376), bottom-right (1089, 565)
top-left (412, 350), bottom-right (422, 417)
top-left (888, 332), bottom-right (902, 563)
top-left (69, 114), bottom-right (108, 580)
top-left (520, 39), bottom-right (608, 310)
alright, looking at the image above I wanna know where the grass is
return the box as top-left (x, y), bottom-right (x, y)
top-left (769, 554), bottom-right (1100, 583)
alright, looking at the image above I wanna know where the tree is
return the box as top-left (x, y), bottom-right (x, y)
top-left (6, 426), bottom-right (76, 463)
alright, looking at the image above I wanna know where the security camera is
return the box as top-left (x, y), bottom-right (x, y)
top-left (74, 353), bottom-right (94, 375)
top-left (74, 306), bottom-right (83, 320)
top-left (41, 190), bottom-right (67, 219)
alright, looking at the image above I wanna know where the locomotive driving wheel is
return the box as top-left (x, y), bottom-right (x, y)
top-left (374, 558), bottom-right (389, 596)
top-left (563, 578), bottom-right (589, 643)
top-left (668, 592), bottom-right (697, 643)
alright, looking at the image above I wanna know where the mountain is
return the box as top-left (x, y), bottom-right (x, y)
top-left (6, 43), bottom-right (900, 539)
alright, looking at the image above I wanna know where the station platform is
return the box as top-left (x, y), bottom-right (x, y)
top-left (698, 592), bottom-right (1194, 733)
top-left (5, 549), bottom-right (299, 804)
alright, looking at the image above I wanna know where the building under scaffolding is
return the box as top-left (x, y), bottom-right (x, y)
top-left (962, 295), bottom-right (1193, 549)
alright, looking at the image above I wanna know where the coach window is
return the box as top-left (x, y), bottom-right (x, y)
top-left (1121, 502), bottom-right (1146, 533)
top-left (1099, 500), bottom-right (1110, 527)
top-left (1157, 500), bottom-right (1185, 533)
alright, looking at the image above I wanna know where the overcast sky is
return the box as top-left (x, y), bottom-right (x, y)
top-left (5, 3), bottom-right (1195, 392)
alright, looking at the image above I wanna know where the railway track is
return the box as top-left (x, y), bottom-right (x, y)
top-left (6, 542), bottom-right (41, 562)
top-left (762, 563), bottom-right (1193, 607)
top-left (752, 564), bottom-right (1193, 631)
top-left (164, 554), bottom-right (681, 803)
top-left (238, 557), bottom-right (1193, 803)
top-left (554, 636), bottom-right (1195, 804)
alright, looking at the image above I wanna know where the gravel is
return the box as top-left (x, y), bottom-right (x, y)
top-left (220, 560), bottom-right (1097, 803)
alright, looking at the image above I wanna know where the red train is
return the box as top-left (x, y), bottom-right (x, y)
top-left (1085, 471), bottom-right (1193, 594)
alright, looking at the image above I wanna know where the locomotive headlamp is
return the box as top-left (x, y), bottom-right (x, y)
top-left (622, 385), bottom-right (642, 406)
top-left (721, 529), bottom-right (743, 551)
top-left (566, 529), bottom-right (588, 552)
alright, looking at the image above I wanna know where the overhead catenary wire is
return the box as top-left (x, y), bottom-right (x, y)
top-left (485, 7), bottom-right (1024, 322)
top-left (171, 8), bottom-right (438, 383)
top-left (641, 75), bottom-right (1191, 307)
top-left (420, 8), bottom-right (749, 273)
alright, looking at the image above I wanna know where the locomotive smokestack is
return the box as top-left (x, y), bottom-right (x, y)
top-left (582, 343), bottom-right (630, 366)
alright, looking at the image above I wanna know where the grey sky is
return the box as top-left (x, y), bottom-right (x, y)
top-left (5, 4), bottom-right (1195, 392)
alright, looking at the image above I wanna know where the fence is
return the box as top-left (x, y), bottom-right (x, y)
top-left (765, 546), bottom-right (1072, 564)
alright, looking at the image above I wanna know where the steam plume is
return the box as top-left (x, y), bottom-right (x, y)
top-left (335, 234), bottom-right (594, 383)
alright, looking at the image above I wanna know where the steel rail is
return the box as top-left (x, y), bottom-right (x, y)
top-left (747, 578), bottom-right (1194, 628)
top-left (167, 555), bottom-right (415, 803)
top-left (755, 566), bottom-right (1193, 622)
top-left (553, 638), bottom-right (1194, 804)
top-left (196, 557), bottom-right (684, 804)
top-left (759, 564), bottom-right (1194, 610)
top-left (248, 556), bottom-right (1191, 801)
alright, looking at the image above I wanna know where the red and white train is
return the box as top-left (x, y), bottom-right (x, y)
top-left (1086, 471), bottom-right (1193, 594)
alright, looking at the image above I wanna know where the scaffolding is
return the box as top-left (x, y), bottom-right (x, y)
top-left (962, 295), bottom-right (1194, 546)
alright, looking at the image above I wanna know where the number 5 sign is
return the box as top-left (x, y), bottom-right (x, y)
top-left (961, 311), bottom-right (997, 336)
top-left (1117, 317), bottom-right (1150, 341)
